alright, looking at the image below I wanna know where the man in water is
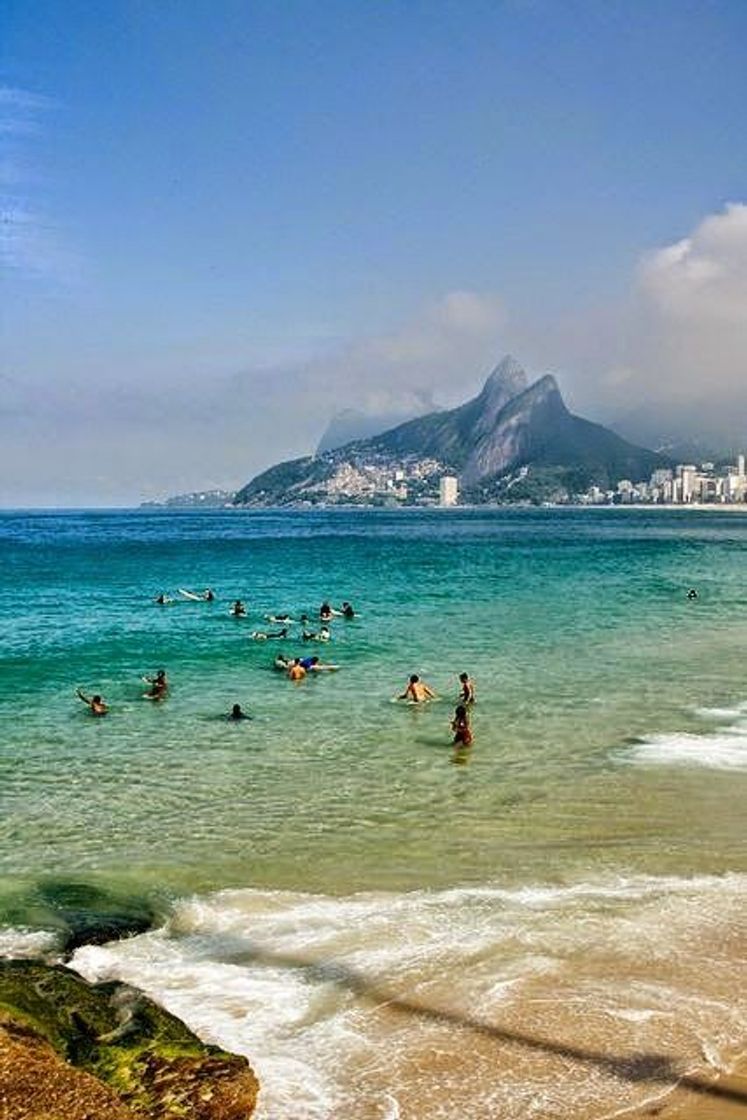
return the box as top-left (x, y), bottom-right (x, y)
top-left (231, 600), bottom-right (247, 616)
top-left (143, 669), bottom-right (168, 700)
top-left (228, 703), bottom-right (251, 720)
top-left (687, 588), bottom-right (699, 600)
top-left (458, 672), bottom-right (476, 704)
top-left (300, 655), bottom-right (337, 673)
top-left (203, 589), bottom-right (215, 601)
top-left (76, 688), bottom-right (108, 716)
top-left (154, 593), bottom-right (171, 605)
top-left (288, 658), bottom-right (307, 681)
top-left (399, 674), bottom-right (437, 703)
top-left (341, 601), bottom-right (355, 619)
top-left (302, 625), bottom-right (331, 642)
top-left (252, 627), bottom-right (288, 640)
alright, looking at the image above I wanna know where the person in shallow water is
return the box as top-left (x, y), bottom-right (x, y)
top-left (143, 669), bottom-right (168, 700)
top-left (228, 703), bottom-right (251, 720)
top-left (203, 588), bottom-right (215, 601)
top-left (399, 674), bottom-right (437, 703)
top-left (451, 704), bottom-right (473, 746)
top-left (687, 587), bottom-right (699, 600)
top-left (76, 688), bottom-right (108, 715)
top-left (288, 658), bottom-right (307, 681)
top-left (154, 592), bottom-right (172, 605)
top-left (341, 601), bottom-right (355, 619)
top-left (458, 672), bottom-right (476, 704)
top-left (231, 599), bottom-right (247, 616)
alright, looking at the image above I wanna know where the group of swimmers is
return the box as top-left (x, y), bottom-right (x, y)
top-left (78, 593), bottom-right (476, 750)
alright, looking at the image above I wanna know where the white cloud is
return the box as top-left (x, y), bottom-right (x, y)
top-left (640, 203), bottom-right (747, 324)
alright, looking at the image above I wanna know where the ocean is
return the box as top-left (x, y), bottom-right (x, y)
top-left (1, 507), bottom-right (745, 1118)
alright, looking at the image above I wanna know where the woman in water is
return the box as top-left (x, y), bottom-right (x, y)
top-left (451, 704), bottom-right (473, 746)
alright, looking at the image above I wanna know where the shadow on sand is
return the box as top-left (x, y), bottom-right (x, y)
top-left (237, 942), bottom-right (747, 1110)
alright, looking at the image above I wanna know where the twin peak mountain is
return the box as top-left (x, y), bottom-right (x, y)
top-left (234, 357), bottom-right (665, 505)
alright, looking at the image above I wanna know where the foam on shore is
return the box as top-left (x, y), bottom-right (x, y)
top-left (71, 872), bottom-right (747, 1120)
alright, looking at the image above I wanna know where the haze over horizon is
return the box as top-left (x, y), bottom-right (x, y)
top-left (3, 1), bottom-right (747, 506)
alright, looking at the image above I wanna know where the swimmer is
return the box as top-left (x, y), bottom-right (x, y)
top-left (302, 625), bottom-right (331, 642)
top-left (451, 704), bottom-right (473, 746)
top-left (228, 703), bottom-right (251, 721)
top-left (341, 601), bottom-right (355, 619)
top-left (399, 674), bottom-right (437, 703)
top-left (203, 589), bottom-right (215, 602)
top-left (274, 654), bottom-right (291, 671)
top-left (154, 592), bottom-right (173, 605)
top-left (231, 600), bottom-right (247, 617)
top-left (458, 672), bottom-right (476, 704)
top-left (251, 627), bottom-right (288, 641)
top-left (143, 669), bottom-right (168, 700)
top-left (288, 658), bottom-right (307, 681)
top-left (300, 655), bottom-right (337, 673)
top-left (319, 601), bottom-right (333, 623)
top-left (686, 588), bottom-right (699, 600)
top-left (76, 688), bottom-right (108, 716)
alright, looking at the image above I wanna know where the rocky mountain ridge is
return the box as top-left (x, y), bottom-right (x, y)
top-left (234, 357), bottom-right (667, 506)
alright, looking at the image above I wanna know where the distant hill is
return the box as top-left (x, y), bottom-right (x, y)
top-left (234, 356), bottom-right (666, 506)
top-left (316, 395), bottom-right (438, 454)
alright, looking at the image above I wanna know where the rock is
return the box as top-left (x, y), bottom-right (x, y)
top-left (0, 960), bottom-right (259, 1119)
top-left (3, 880), bottom-right (159, 955)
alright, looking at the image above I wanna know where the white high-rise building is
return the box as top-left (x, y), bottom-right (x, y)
top-left (738, 454), bottom-right (745, 478)
top-left (439, 476), bottom-right (459, 507)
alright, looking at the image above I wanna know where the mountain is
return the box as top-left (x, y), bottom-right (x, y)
top-left (234, 356), bottom-right (666, 506)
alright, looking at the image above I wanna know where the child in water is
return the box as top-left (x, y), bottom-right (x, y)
top-left (451, 704), bottom-right (472, 746)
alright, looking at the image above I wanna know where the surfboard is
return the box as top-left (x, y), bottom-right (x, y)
top-left (178, 588), bottom-right (204, 601)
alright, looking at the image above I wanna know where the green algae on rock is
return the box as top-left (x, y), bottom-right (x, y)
top-left (0, 959), bottom-right (259, 1119)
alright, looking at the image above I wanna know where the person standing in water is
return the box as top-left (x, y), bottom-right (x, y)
top-left (231, 600), bottom-right (247, 616)
top-left (288, 658), bottom-right (307, 681)
top-left (76, 688), bottom-right (108, 716)
top-left (228, 703), bottom-right (251, 720)
top-left (458, 672), bottom-right (476, 704)
top-left (319, 601), bottom-right (333, 623)
top-left (451, 704), bottom-right (473, 746)
top-left (143, 669), bottom-right (168, 700)
top-left (399, 674), bottom-right (437, 703)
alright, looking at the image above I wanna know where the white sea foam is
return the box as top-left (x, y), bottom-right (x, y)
top-left (70, 872), bottom-right (747, 1120)
top-left (626, 729), bottom-right (747, 770)
top-left (0, 927), bottom-right (59, 959)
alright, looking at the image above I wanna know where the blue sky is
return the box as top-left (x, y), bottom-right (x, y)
top-left (3, 1), bottom-right (747, 503)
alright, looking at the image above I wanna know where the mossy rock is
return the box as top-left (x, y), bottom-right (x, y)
top-left (0, 960), bottom-right (258, 1119)
top-left (2, 880), bottom-right (160, 955)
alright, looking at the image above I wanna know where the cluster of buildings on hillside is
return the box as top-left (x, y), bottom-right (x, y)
top-left (323, 456), bottom-right (453, 504)
top-left (580, 456), bottom-right (747, 506)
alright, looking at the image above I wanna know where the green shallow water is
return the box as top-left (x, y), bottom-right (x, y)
top-left (1, 506), bottom-right (746, 910)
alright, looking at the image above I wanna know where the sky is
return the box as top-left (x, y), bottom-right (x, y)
top-left (2, 0), bottom-right (747, 505)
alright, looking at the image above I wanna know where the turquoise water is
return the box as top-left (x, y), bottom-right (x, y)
top-left (2, 507), bottom-right (746, 1118)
